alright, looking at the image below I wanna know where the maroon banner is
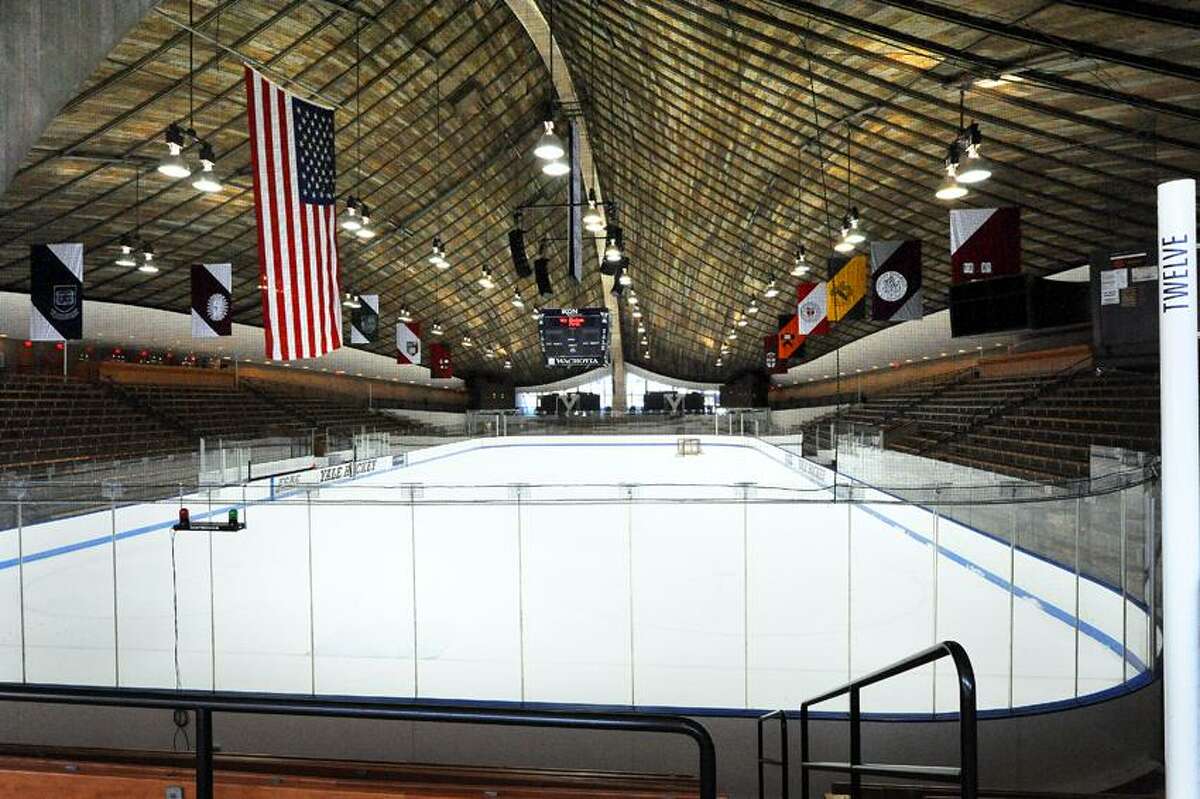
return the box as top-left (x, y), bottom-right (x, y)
top-left (429, 341), bottom-right (453, 379)
top-left (949, 207), bottom-right (1021, 284)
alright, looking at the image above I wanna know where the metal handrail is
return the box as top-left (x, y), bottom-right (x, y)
top-left (798, 641), bottom-right (977, 799)
top-left (757, 708), bottom-right (789, 799)
top-left (0, 683), bottom-right (717, 799)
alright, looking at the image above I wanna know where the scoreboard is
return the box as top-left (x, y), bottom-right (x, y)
top-left (538, 308), bottom-right (610, 368)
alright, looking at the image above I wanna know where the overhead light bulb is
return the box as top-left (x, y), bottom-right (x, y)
top-left (764, 281), bottom-right (779, 299)
top-left (504, 360), bottom-right (512, 369)
top-left (477, 266), bottom-right (495, 290)
top-left (833, 233), bottom-right (854, 254)
top-left (511, 292), bottom-right (525, 308)
top-left (340, 197), bottom-right (362, 232)
top-left (355, 204), bottom-right (376, 239)
top-left (627, 293), bottom-right (638, 305)
top-left (462, 335), bottom-right (473, 348)
top-left (715, 358), bottom-right (723, 366)
top-left (115, 235), bottom-right (137, 267)
top-left (191, 141), bottom-right (222, 192)
top-left (728, 330), bottom-right (738, 341)
top-left (936, 167), bottom-right (969, 201)
top-left (542, 158), bottom-right (570, 177)
top-left (431, 321), bottom-right (444, 336)
top-left (845, 208), bottom-right (866, 245)
top-left (583, 194), bottom-right (605, 232)
top-left (747, 300), bottom-right (759, 315)
top-left (619, 270), bottom-right (632, 287)
top-left (737, 316), bottom-right (747, 328)
top-left (632, 308), bottom-right (642, 318)
top-left (342, 292), bottom-right (361, 309)
top-left (430, 237), bottom-right (449, 269)
top-left (398, 308), bottom-right (413, 323)
top-left (530, 307), bottom-right (540, 320)
top-left (534, 119), bottom-right (565, 161)
top-left (957, 144), bottom-right (992, 184)
top-left (790, 246), bottom-right (809, 277)
top-left (605, 238), bottom-right (622, 263)
top-left (157, 122), bottom-right (191, 178)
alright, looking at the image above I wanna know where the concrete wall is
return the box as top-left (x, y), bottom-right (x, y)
top-left (0, 0), bottom-right (159, 195)
top-left (0, 679), bottom-right (1161, 797)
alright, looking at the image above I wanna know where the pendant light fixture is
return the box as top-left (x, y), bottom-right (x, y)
top-left (504, 359), bottom-right (512, 370)
top-left (535, 0), bottom-right (567, 176)
top-left (462, 335), bottom-right (473, 348)
top-left (131, 167), bottom-right (159, 274)
top-left (355, 203), bottom-right (375, 239)
top-left (341, 292), bottom-right (361, 309)
top-left (747, 298), bottom-right (760, 315)
top-left (790, 245), bottom-right (809, 277)
top-left (763, 280), bottom-right (780, 299)
top-left (845, 207), bottom-right (866, 245)
top-left (157, 123), bottom-right (191, 178)
top-left (429, 236), bottom-right (449, 269)
top-left (114, 234), bottom-right (137, 267)
top-left (511, 291), bottom-right (525, 308)
top-left (582, 191), bottom-right (605, 232)
top-left (431, 320), bottom-right (444, 336)
top-left (192, 141), bottom-right (222, 193)
top-left (340, 197), bottom-right (362, 231)
top-left (833, 214), bottom-right (855, 254)
top-left (530, 306), bottom-right (540, 320)
top-left (398, 307), bottom-right (414, 323)
top-left (935, 142), bottom-right (969, 201)
top-left (429, 60), bottom-right (450, 263)
top-left (138, 242), bottom-right (158, 274)
top-left (477, 265), bottom-right (495, 290)
top-left (835, 125), bottom-right (865, 250)
top-left (957, 120), bottom-right (992, 184)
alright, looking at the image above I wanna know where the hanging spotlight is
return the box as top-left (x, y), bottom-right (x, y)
top-left (114, 234), bottom-right (137, 267)
top-left (477, 265), bottom-right (495, 291)
top-left (504, 359), bottom-right (512, 370)
top-left (640, 336), bottom-right (648, 345)
top-left (398, 307), bottom-right (414, 323)
top-left (604, 225), bottom-right (623, 262)
top-left (845, 207), bottom-right (866, 245)
top-left (340, 197), bottom-right (362, 231)
top-left (191, 141), bottom-right (222, 193)
top-left (637, 323), bottom-right (645, 333)
top-left (632, 308), bottom-right (642, 318)
top-left (764, 280), bottom-right (780, 299)
top-left (429, 236), bottom-right (449, 269)
top-left (790, 245), bottom-right (809, 277)
top-left (355, 203), bottom-right (376, 239)
top-left (627, 292), bottom-right (638, 306)
top-left (736, 315), bottom-right (748, 328)
top-left (462, 335), bottom-right (474, 348)
top-left (484, 347), bottom-right (495, 359)
top-left (618, 266), bottom-right (633, 287)
top-left (534, 119), bottom-right (565, 161)
top-left (157, 122), bottom-right (191, 178)
top-left (728, 329), bottom-right (738, 341)
top-left (137, 243), bottom-right (159, 274)
top-left (833, 215), bottom-right (855, 253)
top-left (583, 192), bottom-right (605, 232)
top-left (957, 122), bottom-right (992, 184)
top-left (341, 292), bottom-right (361, 309)
top-left (511, 291), bottom-right (525, 309)
top-left (531, 307), bottom-right (541, 320)
top-left (747, 299), bottom-right (759, 315)
top-left (431, 320), bottom-right (444, 336)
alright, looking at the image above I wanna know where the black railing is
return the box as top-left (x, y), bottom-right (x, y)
top-left (0, 684), bottom-right (717, 799)
top-left (755, 641), bottom-right (977, 799)
top-left (757, 708), bottom-right (789, 799)
top-left (800, 641), bottom-right (977, 799)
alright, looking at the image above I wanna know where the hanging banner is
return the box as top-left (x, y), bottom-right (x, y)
top-left (827, 253), bottom-right (869, 322)
top-left (797, 281), bottom-right (829, 335)
top-left (191, 263), bottom-right (233, 337)
top-left (870, 240), bottom-right (923, 321)
top-left (776, 313), bottom-right (804, 361)
top-left (350, 294), bottom-right (379, 344)
top-left (429, 341), bottom-right (453, 379)
top-left (396, 320), bottom-right (422, 365)
top-left (950, 207), bottom-right (1021, 284)
top-left (30, 243), bottom-right (83, 341)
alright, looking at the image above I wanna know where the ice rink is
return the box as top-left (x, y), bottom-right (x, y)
top-left (0, 435), bottom-right (1150, 714)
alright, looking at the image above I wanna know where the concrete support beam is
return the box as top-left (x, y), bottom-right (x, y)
top-left (503, 0), bottom-right (626, 412)
top-left (0, 0), bottom-right (158, 196)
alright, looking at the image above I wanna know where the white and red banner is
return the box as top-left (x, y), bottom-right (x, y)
top-left (796, 281), bottom-right (829, 335)
top-left (244, 65), bottom-right (343, 361)
top-left (949, 207), bottom-right (1021, 284)
top-left (396, 320), bottom-right (422, 365)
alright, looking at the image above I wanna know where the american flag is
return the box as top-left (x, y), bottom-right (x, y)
top-left (244, 65), bottom-right (343, 360)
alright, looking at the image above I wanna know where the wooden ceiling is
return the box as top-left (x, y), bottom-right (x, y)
top-left (1, 0), bottom-right (1198, 384)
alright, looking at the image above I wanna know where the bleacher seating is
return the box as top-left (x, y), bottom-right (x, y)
top-left (800, 367), bottom-right (1160, 483)
top-left (245, 379), bottom-right (428, 437)
top-left (121, 383), bottom-right (314, 441)
top-left (0, 374), bottom-right (192, 470)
